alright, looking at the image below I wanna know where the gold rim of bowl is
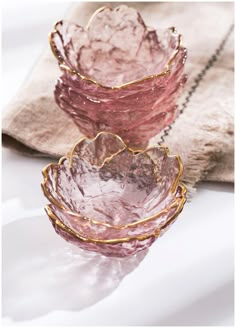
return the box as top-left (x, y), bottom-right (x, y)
top-left (45, 191), bottom-right (186, 244)
top-left (49, 6), bottom-right (183, 90)
top-left (42, 132), bottom-right (187, 231)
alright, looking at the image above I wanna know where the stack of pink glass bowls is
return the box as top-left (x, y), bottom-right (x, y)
top-left (42, 132), bottom-right (186, 258)
top-left (50, 5), bottom-right (187, 148)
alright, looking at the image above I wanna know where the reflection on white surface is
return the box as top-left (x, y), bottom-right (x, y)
top-left (2, 215), bottom-right (147, 321)
top-left (2, 181), bottom-right (234, 326)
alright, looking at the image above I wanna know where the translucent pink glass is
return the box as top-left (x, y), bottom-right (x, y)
top-left (42, 132), bottom-right (186, 257)
top-left (50, 5), bottom-right (187, 147)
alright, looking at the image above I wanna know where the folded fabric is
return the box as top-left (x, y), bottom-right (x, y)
top-left (2, 2), bottom-right (234, 193)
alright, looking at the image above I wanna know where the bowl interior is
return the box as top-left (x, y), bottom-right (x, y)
top-left (44, 135), bottom-right (181, 227)
top-left (52, 6), bottom-right (179, 87)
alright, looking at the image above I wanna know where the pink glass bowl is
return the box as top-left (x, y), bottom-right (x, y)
top-left (50, 5), bottom-right (187, 147)
top-left (42, 132), bottom-right (186, 258)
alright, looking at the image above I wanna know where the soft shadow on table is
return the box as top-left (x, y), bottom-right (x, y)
top-left (195, 181), bottom-right (234, 194)
top-left (2, 215), bottom-right (148, 321)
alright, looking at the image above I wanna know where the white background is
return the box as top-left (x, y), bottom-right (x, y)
top-left (2, 1), bottom-right (234, 326)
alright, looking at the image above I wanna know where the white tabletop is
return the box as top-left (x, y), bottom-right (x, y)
top-left (2, 2), bottom-right (234, 326)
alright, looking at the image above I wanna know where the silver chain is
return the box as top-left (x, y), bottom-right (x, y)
top-left (157, 24), bottom-right (234, 146)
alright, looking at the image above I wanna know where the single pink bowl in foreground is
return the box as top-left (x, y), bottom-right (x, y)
top-left (42, 132), bottom-right (186, 257)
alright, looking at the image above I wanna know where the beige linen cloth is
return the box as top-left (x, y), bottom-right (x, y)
top-left (2, 2), bottom-right (234, 193)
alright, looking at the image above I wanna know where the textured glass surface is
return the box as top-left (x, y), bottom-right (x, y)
top-left (50, 5), bottom-right (187, 147)
top-left (51, 6), bottom-right (180, 86)
top-left (50, 221), bottom-right (156, 258)
top-left (42, 133), bottom-right (186, 257)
